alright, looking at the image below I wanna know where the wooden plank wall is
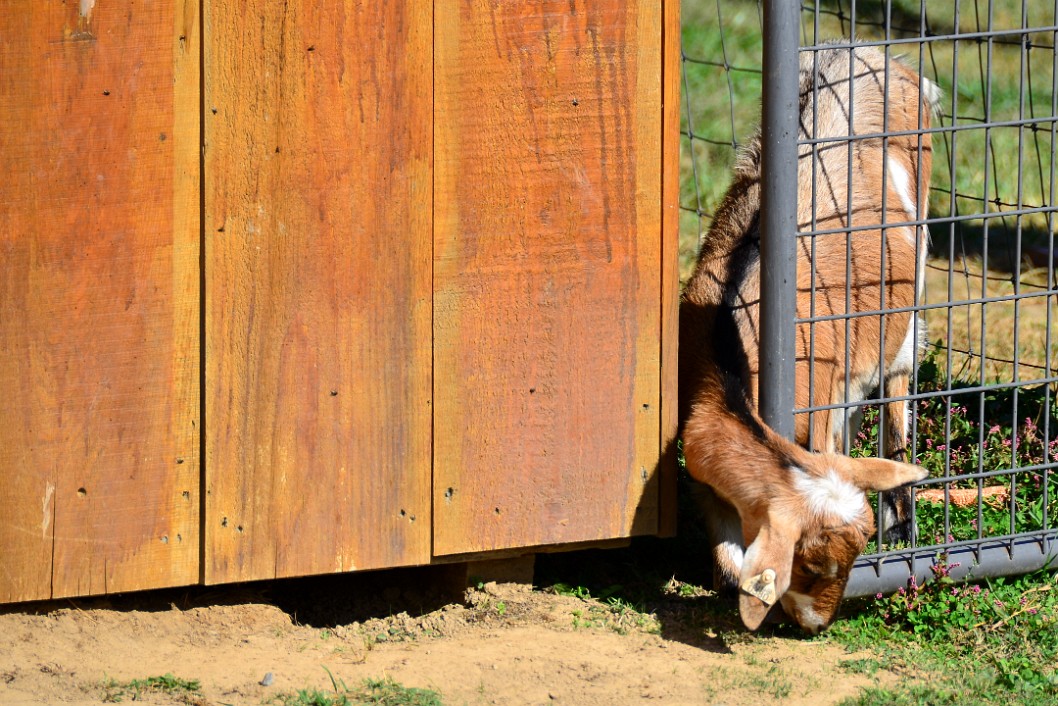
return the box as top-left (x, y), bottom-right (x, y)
top-left (433, 0), bottom-right (664, 555)
top-left (203, 1), bottom-right (433, 582)
top-left (0, 1), bottom-right (677, 600)
top-left (0, 1), bottom-right (200, 602)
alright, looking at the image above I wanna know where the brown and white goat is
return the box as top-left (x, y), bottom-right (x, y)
top-left (679, 45), bottom-right (938, 633)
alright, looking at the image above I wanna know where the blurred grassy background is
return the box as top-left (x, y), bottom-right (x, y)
top-left (680, 0), bottom-right (1058, 382)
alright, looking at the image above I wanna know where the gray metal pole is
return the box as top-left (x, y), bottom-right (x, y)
top-left (758, 0), bottom-right (801, 440)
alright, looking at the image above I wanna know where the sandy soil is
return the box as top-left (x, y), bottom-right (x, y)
top-left (0, 563), bottom-right (895, 706)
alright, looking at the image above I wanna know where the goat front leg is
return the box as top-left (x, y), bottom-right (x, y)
top-left (700, 488), bottom-right (745, 597)
top-left (879, 372), bottom-right (914, 544)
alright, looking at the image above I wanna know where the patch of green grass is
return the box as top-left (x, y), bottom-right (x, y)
top-left (738, 656), bottom-right (796, 698)
top-left (551, 582), bottom-right (663, 635)
top-left (839, 657), bottom-right (885, 676)
top-left (272, 672), bottom-right (442, 706)
top-left (841, 682), bottom-right (997, 706)
top-left (699, 654), bottom-right (800, 701)
top-left (828, 563), bottom-right (1058, 704)
top-left (101, 673), bottom-right (202, 704)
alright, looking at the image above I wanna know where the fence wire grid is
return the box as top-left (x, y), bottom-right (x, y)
top-left (681, 0), bottom-right (1058, 595)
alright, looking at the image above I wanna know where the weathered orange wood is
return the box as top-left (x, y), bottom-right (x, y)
top-left (658, 0), bottom-right (682, 537)
top-left (0, 1), bottom-right (200, 602)
top-left (433, 0), bottom-right (664, 555)
top-left (204, 1), bottom-right (432, 582)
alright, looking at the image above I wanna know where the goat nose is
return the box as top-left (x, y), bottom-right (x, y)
top-left (793, 607), bottom-right (826, 635)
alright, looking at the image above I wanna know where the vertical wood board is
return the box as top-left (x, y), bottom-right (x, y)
top-left (433, 0), bottom-right (663, 555)
top-left (658, 0), bottom-right (681, 537)
top-left (204, 0), bottom-right (433, 582)
top-left (0, 1), bottom-right (201, 602)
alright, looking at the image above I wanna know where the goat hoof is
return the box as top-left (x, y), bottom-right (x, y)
top-left (883, 519), bottom-right (915, 546)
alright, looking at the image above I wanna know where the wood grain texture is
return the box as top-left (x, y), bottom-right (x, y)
top-left (433, 0), bottom-right (663, 555)
top-left (0, 1), bottom-right (200, 602)
top-left (658, 0), bottom-right (681, 538)
top-left (204, 1), bottom-right (432, 582)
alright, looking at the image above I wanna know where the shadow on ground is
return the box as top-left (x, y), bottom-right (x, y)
top-left (0, 477), bottom-right (818, 652)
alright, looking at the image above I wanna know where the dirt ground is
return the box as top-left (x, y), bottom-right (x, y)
top-left (0, 554), bottom-right (896, 706)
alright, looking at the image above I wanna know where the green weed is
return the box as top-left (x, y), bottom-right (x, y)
top-left (549, 582), bottom-right (598, 600)
top-left (272, 672), bottom-right (442, 706)
top-left (841, 683), bottom-right (996, 706)
top-left (100, 673), bottom-right (202, 704)
top-left (829, 561), bottom-right (1058, 704)
top-left (851, 346), bottom-right (1058, 551)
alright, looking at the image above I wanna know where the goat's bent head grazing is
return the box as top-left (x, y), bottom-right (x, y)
top-left (737, 455), bottom-right (927, 634)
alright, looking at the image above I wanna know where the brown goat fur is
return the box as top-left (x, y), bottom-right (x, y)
top-left (679, 44), bottom-right (937, 633)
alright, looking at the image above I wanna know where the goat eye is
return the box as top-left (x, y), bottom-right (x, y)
top-left (800, 565), bottom-right (822, 577)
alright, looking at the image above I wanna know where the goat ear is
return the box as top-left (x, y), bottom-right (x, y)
top-left (839, 457), bottom-right (928, 492)
top-left (738, 523), bottom-right (795, 631)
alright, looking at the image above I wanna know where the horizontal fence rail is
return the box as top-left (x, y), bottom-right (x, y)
top-left (846, 530), bottom-right (1058, 597)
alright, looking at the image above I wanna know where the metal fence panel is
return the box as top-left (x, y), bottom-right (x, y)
top-left (682, 0), bottom-right (1058, 596)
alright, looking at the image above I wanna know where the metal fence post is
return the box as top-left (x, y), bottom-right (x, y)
top-left (758, 0), bottom-right (800, 439)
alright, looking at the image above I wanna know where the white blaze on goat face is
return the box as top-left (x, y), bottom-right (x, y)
top-left (790, 466), bottom-right (867, 524)
top-left (782, 590), bottom-right (827, 635)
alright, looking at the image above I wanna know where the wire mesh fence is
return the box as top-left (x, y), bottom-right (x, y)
top-left (681, 0), bottom-right (1058, 595)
